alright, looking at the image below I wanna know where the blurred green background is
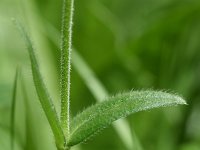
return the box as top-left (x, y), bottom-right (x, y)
top-left (1, 0), bottom-right (200, 150)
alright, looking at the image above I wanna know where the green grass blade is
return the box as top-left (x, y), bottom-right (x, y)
top-left (60, 0), bottom-right (74, 139)
top-left (72, 50), bottom-right (109, 101)
top-left (89, 0), bottom-right (126, 49)
top-left (13, 20), bottom-right (65, 149)
top-left (67, 90), bottom-right (186, 146)
top-left (21, 75), bottom-right (37, 150)
top-left (10, 68), bottom-right (19, 150)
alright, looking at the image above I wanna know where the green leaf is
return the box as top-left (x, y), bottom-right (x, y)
top-left (21, 75), bottom-right (37, 150)
top-left (10, 68), bottom-right (19, 150)
top-left (72, 50), bottom-right (141, 150)
top-left (67, 90), bottom-right (186, 146)
top-left (13, 19), bottom-right (65, 149)
top-left (42, 20), bottom-right (140, 149)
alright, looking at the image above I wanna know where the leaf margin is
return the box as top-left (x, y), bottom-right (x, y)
top-left (67, 90), bottom-right (186, 146)
top-left (13, 19), bottom-right (66, 149)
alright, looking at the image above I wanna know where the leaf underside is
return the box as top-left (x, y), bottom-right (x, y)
top-left (67, 90), bottom-right (186, 146)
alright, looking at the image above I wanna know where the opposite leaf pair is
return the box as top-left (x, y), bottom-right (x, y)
top-left (13, 0), bottom-right (186, 150)
top-left (14, 19), bottom-right (186, 150)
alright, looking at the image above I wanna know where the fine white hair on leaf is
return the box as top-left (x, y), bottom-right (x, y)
top-left (67, 90), bottom-right (186, 146)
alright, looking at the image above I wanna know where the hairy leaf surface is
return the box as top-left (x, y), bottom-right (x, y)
top-left (14, 20), bottom-right (65, 149)
top-left (68, 90), bottom-right (186, 146)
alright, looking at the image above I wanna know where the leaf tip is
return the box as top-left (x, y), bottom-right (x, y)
top-left (172, 93), bottom-right (187, 106)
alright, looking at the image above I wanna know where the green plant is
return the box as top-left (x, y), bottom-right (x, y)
top-left (10, 68), bottom-right (18, 150)
top-left (13, 0), bottom-right (186, 150)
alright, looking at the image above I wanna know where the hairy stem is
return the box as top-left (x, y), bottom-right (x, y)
top-left (60, 0), bottom-right (75, 141)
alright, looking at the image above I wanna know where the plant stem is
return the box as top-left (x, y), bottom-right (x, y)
top-left (60, 0), bottom-right (74, 141)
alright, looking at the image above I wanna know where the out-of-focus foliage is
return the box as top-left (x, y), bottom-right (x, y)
top-left (0, 0), bottom-right (200, 150)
